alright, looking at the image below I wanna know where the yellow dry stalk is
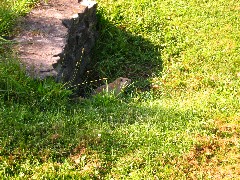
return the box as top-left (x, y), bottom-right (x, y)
top-left (64, 48), bottom-right (107, 88)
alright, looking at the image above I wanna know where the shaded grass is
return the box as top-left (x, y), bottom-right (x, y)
top-left (0, 0), bottom-right (240, 179)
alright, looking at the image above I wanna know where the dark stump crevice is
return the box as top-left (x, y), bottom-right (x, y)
top-left (53, 1), bottom-right (98, 95)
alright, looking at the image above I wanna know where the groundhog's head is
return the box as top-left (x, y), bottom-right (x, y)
top-left (115, 77), bottom-right (131, 88)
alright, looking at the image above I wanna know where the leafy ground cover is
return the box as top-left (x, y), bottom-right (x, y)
top-left (0, 0), bottom-right (39, 36)
top-left (0, 0), bottom-right (240, 179)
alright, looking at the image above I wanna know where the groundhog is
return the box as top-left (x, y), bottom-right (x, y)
top-left (94, 77), bottom-right (131, 95)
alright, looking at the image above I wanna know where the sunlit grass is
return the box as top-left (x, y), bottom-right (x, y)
top-left (0, 0), bottom-right (38, 36)
top-left (0, 0), bottom-right (240, 179)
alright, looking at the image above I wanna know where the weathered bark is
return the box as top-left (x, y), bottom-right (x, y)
top-left (53, 1), bottom-right (98, 93)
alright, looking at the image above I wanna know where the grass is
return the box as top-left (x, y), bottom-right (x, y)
top-left (0, 0), bottom-right (38, 37)
top-left (0, 0), bottom-right (240, 179)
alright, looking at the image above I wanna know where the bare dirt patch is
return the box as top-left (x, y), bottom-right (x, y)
top-left (14, 0), bottom-right (86, 79)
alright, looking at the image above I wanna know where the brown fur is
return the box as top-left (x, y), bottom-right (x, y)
top-left (94, 77), bottom-right (131, 95)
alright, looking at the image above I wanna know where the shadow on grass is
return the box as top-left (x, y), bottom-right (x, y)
top-left (81, 12), bottom-right (163, 94)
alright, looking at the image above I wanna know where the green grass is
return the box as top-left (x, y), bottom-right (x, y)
top-left (0, 0), bottom-right (38, 36)
top-left (0, 0), bottom-right (240, 179)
